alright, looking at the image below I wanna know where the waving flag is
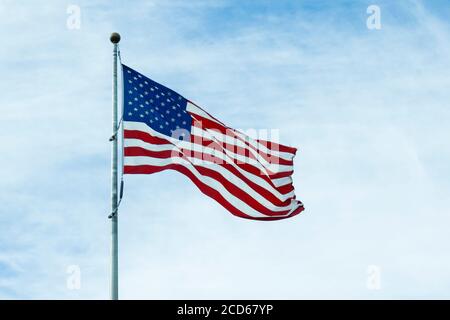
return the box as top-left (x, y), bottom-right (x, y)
top-left (121, 64), bottom-right (304, 220)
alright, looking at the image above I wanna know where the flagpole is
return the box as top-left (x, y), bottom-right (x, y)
top-left (110, 32), bottom-right (120, 300)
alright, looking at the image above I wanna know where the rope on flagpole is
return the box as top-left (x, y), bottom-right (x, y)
top-left (118, 45), bottom-right (125, 209)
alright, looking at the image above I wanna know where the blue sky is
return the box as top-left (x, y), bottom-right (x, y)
top-left (0, 0), bottom-right (450, 299)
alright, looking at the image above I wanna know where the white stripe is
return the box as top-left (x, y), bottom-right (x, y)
top-left (124, 156), bottom-right (301, 218)
top-left (125, 138), bottom-right (295, 201)
top-left (124, 121), bottom-right (184, 144)
top-left (272, 176), bottom-right (292, 188)
top-left (186, 101), bottom-right (224, 126)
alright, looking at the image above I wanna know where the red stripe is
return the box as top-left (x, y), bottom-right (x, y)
top-left (124, 163), bottom-right (304, 220)
top-left (275, 170), bottom-right (295, 178)
top-left (124, 147), bottom-right (174, 159)
top-left (256, 139), bottom-right (297, 154)
top-left (277, 183), bottom-right (294, 194)
top-left (125, 146), bottom-right (296, 206)
top-left (124, 129), bottom-right (169, 145)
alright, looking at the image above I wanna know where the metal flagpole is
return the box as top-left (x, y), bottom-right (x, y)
top-left (110, 32), bottom-right (121, 300)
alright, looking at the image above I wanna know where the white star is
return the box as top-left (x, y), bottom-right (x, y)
top-left (128, 112), bottom-right (132, 116)
top-left (134, 108), bottom-right (138, 111)
top-left (140, 114), bottom-right (144, 118)
top-left (128, 80), bottom-right (132, 83)
top-left (133, 77), bottom-right (137, 80)
top-left (128, 101), bottom-right (133, 105)
top-left (155, 95), bottom-right (160, 99)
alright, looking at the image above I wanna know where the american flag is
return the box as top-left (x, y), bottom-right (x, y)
top-left (121, 64), bottom-right (304, 220)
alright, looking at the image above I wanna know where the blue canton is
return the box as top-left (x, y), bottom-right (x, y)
top-left (122, 64), bottom-right (192, 137)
